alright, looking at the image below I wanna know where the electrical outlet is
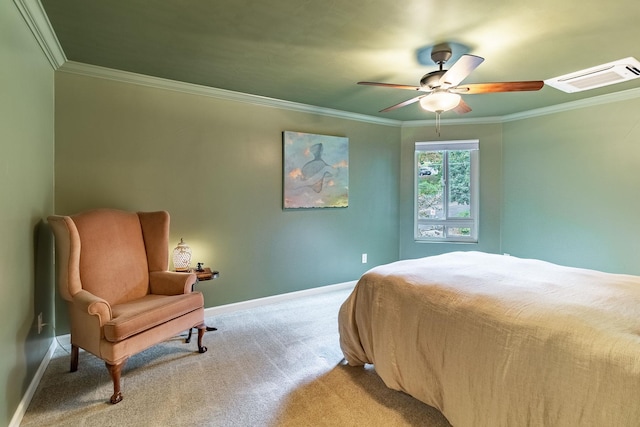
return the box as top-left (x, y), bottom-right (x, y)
top-left (37, 312), bottom-right (44, 334)
top-left (361, 253), bottom-right (368, 264)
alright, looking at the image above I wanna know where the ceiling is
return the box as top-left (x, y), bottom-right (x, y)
top-left (40, 0), bottom-right (640, 121)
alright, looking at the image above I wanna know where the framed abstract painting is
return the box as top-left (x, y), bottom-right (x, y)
top-left (282, 131), bottom-right (349, 209)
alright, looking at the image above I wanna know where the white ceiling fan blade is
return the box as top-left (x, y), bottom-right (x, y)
top-left (379, 95), bottom-right (425, 112)
top-left (439, 54), bottom-right (484, 88)
top-left (358, 81), bottom-right (427, 91)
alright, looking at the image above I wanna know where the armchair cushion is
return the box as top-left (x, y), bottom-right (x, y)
top-left (104, 292), bottom-right (204, 342)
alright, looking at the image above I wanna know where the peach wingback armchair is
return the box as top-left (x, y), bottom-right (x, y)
top-left (48, 208), bottom-right (208, 404)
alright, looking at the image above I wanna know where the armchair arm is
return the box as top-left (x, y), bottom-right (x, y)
top-left (72, 289), bottom-right (112, 325)
top-left (149, 271), bottom-right (197, 295)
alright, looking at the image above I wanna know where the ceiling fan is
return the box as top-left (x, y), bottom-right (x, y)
top-left (358, 44), bottom-right (544, 116)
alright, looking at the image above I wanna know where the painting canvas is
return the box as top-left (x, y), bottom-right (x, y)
top-left (283, 131), bottom-right (349, 209)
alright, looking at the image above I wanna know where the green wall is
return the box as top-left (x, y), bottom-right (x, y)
top-left (53, 71), bottom-right (401, 332)
top-left (1, 2), bottom-right (55, 425)
top-left (399, 122), bottom-right (504, 259)
top-left (502, 97), bottom-right (640, 275)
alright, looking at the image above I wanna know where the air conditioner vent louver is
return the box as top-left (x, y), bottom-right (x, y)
top-left (545, 57), bottom-right (640, 93)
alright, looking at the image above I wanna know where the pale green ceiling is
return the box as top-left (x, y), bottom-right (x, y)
top-left (41, 0), bottom-right (640, 121)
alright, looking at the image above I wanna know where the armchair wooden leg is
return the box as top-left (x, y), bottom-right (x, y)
top-left (70, 344), bottom-right (79, 372)
top-left (197, 325), bottom-right (208, 354)
top-left (106, 359), bottom-right (127, 404)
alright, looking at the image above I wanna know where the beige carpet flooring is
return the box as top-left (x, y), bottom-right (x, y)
top-left (20, 288), bottom-right (452, 426)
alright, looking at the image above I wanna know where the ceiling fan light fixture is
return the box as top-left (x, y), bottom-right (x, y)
top-left (419, 91), bottom-right (461, 113)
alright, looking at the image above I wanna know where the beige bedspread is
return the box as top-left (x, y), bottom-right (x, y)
top-left (338, 251), bottom-right (640, 426)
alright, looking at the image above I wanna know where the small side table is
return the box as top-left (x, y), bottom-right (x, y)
top-left (184, 267), bottom-right (219, 343)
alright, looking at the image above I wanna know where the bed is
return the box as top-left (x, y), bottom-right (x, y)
top-left (338, 251), bottom-right (640, 427)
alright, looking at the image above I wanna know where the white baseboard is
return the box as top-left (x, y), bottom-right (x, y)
top-left (204, 280), bottom-right (356, 318)
top-left (9, 339), bottom-right (58, 427)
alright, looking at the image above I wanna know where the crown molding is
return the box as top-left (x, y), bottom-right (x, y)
top-left (401, 87), bottom-right (640, 127)
top-left (56, 61), bottom-right (640, 128)
top-left (500, 87), bottom-right (640, 122)
top-left (14, 0), bottom-right (66, 69)
top-left (57, 61), bottom-right (402, 127)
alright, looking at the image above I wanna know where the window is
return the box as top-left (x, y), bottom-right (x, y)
top-left (415, 140), bottom-right (479, 243)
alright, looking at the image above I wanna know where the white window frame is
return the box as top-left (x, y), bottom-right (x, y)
top-left (414, 139), bottom-right (479, 243)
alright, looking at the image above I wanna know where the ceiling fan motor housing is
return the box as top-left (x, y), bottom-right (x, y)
top-left (420, 70), bottom-right (446, 89)
top-left (420, 46), bottom-right (453, 89)
top-left (430, 47), bottom-right (452, 65)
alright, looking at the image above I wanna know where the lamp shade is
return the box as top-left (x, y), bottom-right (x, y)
top-left (419, 91), bottom-right (462, 113)
top-left (172, 238), bottom-right (192, 272)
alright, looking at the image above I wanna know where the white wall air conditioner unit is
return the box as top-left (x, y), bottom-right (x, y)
top-left (545, 57), bottom-right (640, 93)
